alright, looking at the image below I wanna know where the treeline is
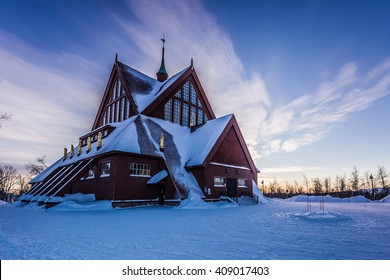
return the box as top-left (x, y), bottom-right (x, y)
top-left (262, 165), bottom-right (389, 200)
top-left (0, 156), bottom-right (47, 201)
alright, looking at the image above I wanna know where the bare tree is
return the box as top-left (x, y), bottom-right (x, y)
top-left (323, 177), bottom-right (331, 194)
top-left (333, 175), bottom-right (340, 192)
top-left (363, 171), bottom-right (372, 190)
top-left (294, 180), bottom-right (303, 194)
top-left (312, 177), bottom-right (323, 194)
top-left (303, 175), bottom-right (311, 194)
top-left (339, 174), bottom-right (347, 192)
top-left (376, 165), bottom-right (389, 193)
top-left (16, 174), bottom-right (31, 195)
top-left (349, 166), bottom-right (360, 191)
top-left (26, 155), bottom-right (48, 176)
top-left (0, 165), bottom-right (18, 200)
top-left (0, 112), bottom-right (12, 128)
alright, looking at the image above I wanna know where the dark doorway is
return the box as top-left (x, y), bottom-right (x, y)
top-left (158, 183), bottom-right (165, 205)
top-left (226, 178), bottom-right (237, 197)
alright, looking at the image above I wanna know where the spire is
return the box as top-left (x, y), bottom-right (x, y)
top-left (156, 35), bottom-right (168, 82)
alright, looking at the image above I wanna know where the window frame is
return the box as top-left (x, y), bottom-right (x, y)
top-left (214, 176), bottom-right (226, 188)
top-left (100, 161), bottom-right (111, 177)
top-left (130, 162), bottom-right (151, 177)
top-left (237, 178), bottom-right (247, 188)
top-left (86, 166), bottom-right (96, 179)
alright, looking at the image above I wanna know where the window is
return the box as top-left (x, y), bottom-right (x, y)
top-left (164, 81), bottom-right (207, 127)
top-left (126, 99), bottom-right (130, 119)
top-left (173, 99), bottom-right (181, 124)
top-left (130, 163), bottom-right (151, 177)
top-left (197, 109), bottom-right (203, 125)
top-left (214, 177), bottom-right (226, 187)
top-left (238, 179), bottom-right (247, 188)
top-left (183, 82), bottom-right (189, 101)
top-left (190, 84), bottom-right (197, 104)
top-left (103, 111), bottom-right (107, 125)
top-left (86, 166), bottom-right (96, 179)
top-left (164, 99), bottom-right (172, 121)
top-left (190, 106), bottom-right (197, 127)
top-left (182, 103), bottom-right (189, 127)
top-left (116, 98), bottom-right (120, 122)
top-left (100, 162), bottom-right (110, 177)
top-left (107, 106), bottom-right (111, 123)
top-left (120, 98), bottom-right (125, 122)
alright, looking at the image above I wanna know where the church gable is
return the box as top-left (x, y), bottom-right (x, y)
top-left (143, 69), bottom-right (216, 128)
top-left (92, 63), bottom-right (138, 130)
top-left (211, 126), bottom-right (251, 169)
top-left (204, 116), bottom-right (257, 174)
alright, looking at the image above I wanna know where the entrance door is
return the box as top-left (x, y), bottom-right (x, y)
top-left (226, 178), bottom-right (237, 197)
top-left (158, 183), bottom-right (165, 205)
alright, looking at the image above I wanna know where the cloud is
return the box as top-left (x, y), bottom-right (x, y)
top-left (257, 60), bottom-right (390, 157)
top-left (0, 33), bottom-right (102, 166)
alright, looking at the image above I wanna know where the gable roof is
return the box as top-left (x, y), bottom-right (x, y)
top-left (92, 60), bottom-right (216, 130)
top-left (117, 61), bottom-right (189, 113)
top-left (186, 114), bottom-right (233, 167)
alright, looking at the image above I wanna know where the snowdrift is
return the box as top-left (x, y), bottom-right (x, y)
top-left (285, 194), bottom-right (371, 203)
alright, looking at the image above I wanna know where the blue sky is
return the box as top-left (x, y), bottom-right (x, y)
top-left (1, 0), bottom-right (389, 183)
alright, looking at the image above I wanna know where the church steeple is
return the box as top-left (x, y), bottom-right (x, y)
top-left (156, 35), bottom-right (168, 82)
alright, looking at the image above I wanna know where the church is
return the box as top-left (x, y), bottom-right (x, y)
top-left (21, 41), bottom-right (260, 207)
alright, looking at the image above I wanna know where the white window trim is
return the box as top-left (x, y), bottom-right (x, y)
top-left (238, 178), bottom-right (247, 188)
top-left (100, 162), bottom-right (111, 177)
top-left (130, 174), bottom-right (151, 178)
top-left (214, 176), bottom-right (226, 188)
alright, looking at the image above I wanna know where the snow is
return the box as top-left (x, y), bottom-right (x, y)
top-left (286, 194), bottom-right (371, 203)
top-left (1, 195), bottom-right (389, 260)
top-left (120, 63), bottom-right (189, 113)
top-left (147, 170), bottom-right (168, 184)
top-left (187, 114), bottom-right (232, 166)
top-left (381, 195), bottom-right (390, 203)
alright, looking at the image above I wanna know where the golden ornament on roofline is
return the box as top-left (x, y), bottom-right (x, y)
top-left (77, 140), bottom-right (82, 156)
top-left (86, 137), bottom-right (91, 153)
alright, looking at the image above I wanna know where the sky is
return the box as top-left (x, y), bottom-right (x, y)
top-left (1, 0), bottom-right (390, 184)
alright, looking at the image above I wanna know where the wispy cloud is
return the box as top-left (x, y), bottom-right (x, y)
top-left (257, 60), bottom-right (390, 158)
top-left (0, 32), bottom-right (102, 166)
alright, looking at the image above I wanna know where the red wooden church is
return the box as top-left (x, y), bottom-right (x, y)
top-left (21, 41), bottom-right (259, 207)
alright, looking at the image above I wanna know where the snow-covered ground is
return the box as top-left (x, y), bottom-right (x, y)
top-left (0, 195), bottom-right (389, 260)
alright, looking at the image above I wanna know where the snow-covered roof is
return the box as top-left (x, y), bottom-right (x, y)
top-left (187, 114), bottom-right (233, 166)
top-left (118, 62), bottom-right (189, 113)
top-left (30, 114), bottom-right (235, 199)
